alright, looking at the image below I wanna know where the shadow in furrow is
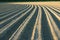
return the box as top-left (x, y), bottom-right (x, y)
top-left (0, 5), bottom-right (29, 21)
top-left (0, 4), bottom-right (26, 14)
top-left (0, 6), bottom-right (35, 40)
top-left (45, 7), bottom-right (60, 29)
top-left (0, 5), bottom-right (30, 28)
top-left (47, 6), bottom-right (60, 14)
top-left (0, 5), bottom-right (26, 16)
top-left (41, 7), bottom-right (53, 40)
top-left (34, 28), bottom-right (38, 40)
top-left (18, 6), bottom-right (38, 40)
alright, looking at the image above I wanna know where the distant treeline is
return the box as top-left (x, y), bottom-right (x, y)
top-left (0, 0), bottom-right (60, 2)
